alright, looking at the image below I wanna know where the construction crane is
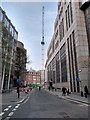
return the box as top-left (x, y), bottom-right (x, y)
top-left (41, 6), bottom-right (45, 84)
top-left (41, 6), bottom-right (45, 70)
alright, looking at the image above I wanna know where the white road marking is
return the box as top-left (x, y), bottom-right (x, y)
top-left (17, 104), bottom-right (20, 106)
top-left (4, 108), bottom-right (9, 111)
top-left (8, 105), bottom-right (12, 108)
top-left (23, 97), bottom-right (29, 104)
top-left (19, 98), bottom-right (25, 103)
top-left (15, 105), bottom-right (19, 108)
top-left (12, 108), bottom-right (16, 111)
top-left (0, 112), bottom-right (5, 116)
top-left (8, 112), bottom-right (14, 116)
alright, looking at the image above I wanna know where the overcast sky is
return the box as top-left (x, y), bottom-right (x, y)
top-left (1, 2), bottom-right (58, 71)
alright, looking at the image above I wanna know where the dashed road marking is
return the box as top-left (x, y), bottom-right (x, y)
top-left (23, 97), bottom-right (29, 104)
top-left (8, 112), bottom-right (14, 116)
top-left (17, 104), bottom-right (20, 106)
top-left (4, 108), bottom-right (9, 111)
top-left (8, 105), bottom-right (12, 108)
top-left (15, 105), bottom-right (19, 109)
top-left (12, 108), bottom-right (16, 111)
top-left (0, 112), bottom-right (5, 116)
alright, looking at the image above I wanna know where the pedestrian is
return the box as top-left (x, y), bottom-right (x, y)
top-left (39, 86), bottom-right (41, 91)
top-left (48, 86), bottom-right (50, 91)
top-left (17, 83), bottom-right (20, 98)
top-left (62, 87), bottom-right (67, 96)
top-left (66, 88), bottom-right (70, 95)
top-left (84, 85), bottom-right (89, 98)
top-left (49, 79), bottom-right (53, 91)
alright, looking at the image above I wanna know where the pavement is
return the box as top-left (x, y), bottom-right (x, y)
top-left (45, 89), bottom-right (90, 105)
top-left (0, 89), bottom-right (29, 105)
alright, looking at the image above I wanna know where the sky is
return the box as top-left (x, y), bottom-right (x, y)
top-left (1, 1), bottom-right (58, 71)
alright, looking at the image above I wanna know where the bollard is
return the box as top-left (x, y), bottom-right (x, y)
top-left (81, 91), bottom-right (83, 97)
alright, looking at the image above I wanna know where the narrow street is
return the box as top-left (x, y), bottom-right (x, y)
top-left (1, 89), bottom-right (88, 119)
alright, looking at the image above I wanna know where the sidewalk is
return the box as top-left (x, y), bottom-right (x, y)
top-left (0, 89), bottom-right (28, 105)
top-left (45, 89), bottom-right (90, 105)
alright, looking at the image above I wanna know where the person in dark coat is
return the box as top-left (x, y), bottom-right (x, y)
top-left (84, 85), bottom-right (89, 98)
top-left (49, 79), bottom-right (53, 91)
top-left (66, 88), bottom-right (70, 95)
top-left (17, 83), bottom-right (20, 98)
top-left (62, 87), bottom-right (67, 96)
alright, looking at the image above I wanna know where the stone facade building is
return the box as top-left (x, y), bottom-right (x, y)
top-left (45, 0), bottom-right (90, 93)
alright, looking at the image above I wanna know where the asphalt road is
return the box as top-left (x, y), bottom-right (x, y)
top-left (2, 88), bottom-right (88, 119)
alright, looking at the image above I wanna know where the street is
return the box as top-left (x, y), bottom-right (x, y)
top-left (1, 88), bottom-right (88, 119)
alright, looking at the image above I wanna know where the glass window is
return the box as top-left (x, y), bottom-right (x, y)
top-left (67, 5), bottom-right (70, 28)
top-left (60, 43), bottom-right (67, 82)
top-left (70, 2), bottom-right (73, 23)
top-left (0, 9), bottom-right (3, 22)
top-left (65, 10), bottom-right (68, 31)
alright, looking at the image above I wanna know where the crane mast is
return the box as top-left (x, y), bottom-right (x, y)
top-left (40, 6), bottom-right (45, 84)
top-left (41, 6), bottom-right (45, 70)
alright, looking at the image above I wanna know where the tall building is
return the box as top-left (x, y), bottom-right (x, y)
top-left (45, 0), bottom-right (90, 93)
top-left (0, 7), bottom-right (18, 91)
top-left (14, 41), bottom-right (27, 86)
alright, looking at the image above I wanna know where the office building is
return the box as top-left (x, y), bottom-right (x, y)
top-left (0, 7), bottom-right (18, 91)
top-left (45, 0), bottom-right (90, 93)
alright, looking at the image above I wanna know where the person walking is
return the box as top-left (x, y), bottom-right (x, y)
top-left (66, 88), bottom-right (70, 95)
top-left (84, 85), bottom-right (89, 98)
top-left (49, 79), bottom-right (53, 91)
top-left (62, 87), bottom-right (67, 96)
top-left (39, 86), bottom-right (41, 91)
top-left (17, 83), bottom-right (20, 98)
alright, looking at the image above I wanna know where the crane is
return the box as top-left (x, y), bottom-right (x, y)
top-left (40, 6), bottom-right (45, 84)
top-left (41, 6), bottom-right (45, 70)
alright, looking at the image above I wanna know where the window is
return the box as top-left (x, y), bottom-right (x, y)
top-left (72, 31), bottom-right (80, 92)
top-left (62, 18), bottom-right (64, 37)
top-left (67, 5), bottom-right (70, 28)
top-left (65, 10), bottom-right (68, 31)
top-left (56, 52), bottom-right (60, 83)
top-left (70, 2), bottom-right (73, 23)
top-left (0, 9), bottom-right (3, 22)
top-left (67, 38), bottom-right (73, 91)
top-left (60, 43), bottom-right (67, 82)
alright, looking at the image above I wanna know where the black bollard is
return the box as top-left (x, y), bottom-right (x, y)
top-left (81, 91), bottom-right (83, 97)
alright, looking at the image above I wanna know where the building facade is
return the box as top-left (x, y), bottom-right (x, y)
top-left (14, 41), bottom-right (27, 86)
top-left (45, 0), bottom-right (90, 93)
top-left (25, 71), bottom-right (41, 85)
top-left (0, 7), bottom-right (18, 91)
